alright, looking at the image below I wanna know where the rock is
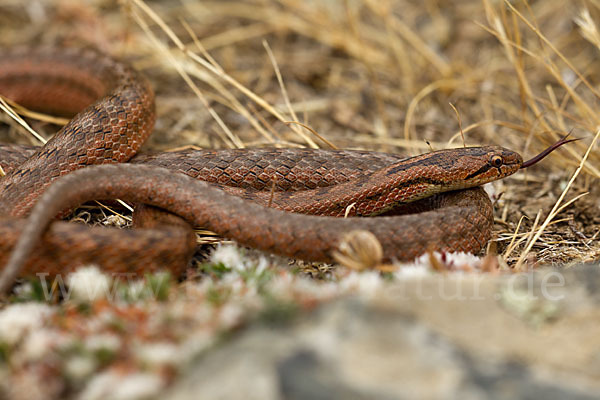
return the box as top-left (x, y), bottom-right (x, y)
top-left (167, 265), bottom-right (600, 400)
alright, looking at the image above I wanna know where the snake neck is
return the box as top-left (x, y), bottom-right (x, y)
top-left (246, 160), bottom-right (470, 217)
top-left (258, 146), bottom-right (522, 217)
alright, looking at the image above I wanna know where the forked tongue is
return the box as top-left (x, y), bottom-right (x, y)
top-left (520, 133), bottom-right (579, 168)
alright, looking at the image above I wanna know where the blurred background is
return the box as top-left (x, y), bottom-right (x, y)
top-left (2, 0), bottom-right (598, 264)
top-left (1, 1), bottom-right (600, 399)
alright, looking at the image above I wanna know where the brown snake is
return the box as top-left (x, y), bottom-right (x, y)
top-left (0, 47), bottom-right (572, 292)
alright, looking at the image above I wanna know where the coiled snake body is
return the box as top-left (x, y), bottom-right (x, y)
top-left (0, 47), bottom-right (565, 287)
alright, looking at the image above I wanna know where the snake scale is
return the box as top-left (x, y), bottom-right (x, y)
top-left (0, 47), bottom-right (569, 289)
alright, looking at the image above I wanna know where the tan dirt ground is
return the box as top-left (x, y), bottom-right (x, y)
top-left (1, 0), bottom-right (598, 269)
top-left (1, 1), bottom-right (600, 398)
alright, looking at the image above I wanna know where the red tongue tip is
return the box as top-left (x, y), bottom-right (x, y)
top-left (520, 133), bottom-right (579, 169)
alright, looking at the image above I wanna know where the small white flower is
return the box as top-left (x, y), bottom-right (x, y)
top-left (64, 355), bottom-right (97, 380)
top-left (339, 271), bottom-right (383, 296)
top-left (20, 330), bottom-right (61, 361)
top-left (440, 252), bottom-right (482, 268)
top-left (12, 282), bottom-right (33, 298)
top-left (266, 272), bottom-right (294, 298)
top-left (67, 266), bottom-right (112, 302)
top-left (294, 276), bottom-right (337, 299)
top-left (80, 371), bottom-right (165, 400)
top-left (254, 256), bottom-right (269, 275)
top-left (211, 244), bottom-right (245, 270)
top-left (84, 333), bottom-right (122, 353)
top-left (135, 342), bottom-right (182, 367)
top-left (393, 264), bottom-right (430, 278)
top-left (0, 303), bottom-right (53, 346)
top-left (221, 272), bottom-right (244, 289)
top-left (393, 252), bottom-right (482, 278)
top-left (218, 302), bottom-right (244, 328)
top-left (125, 280), bottom-right (149, 300)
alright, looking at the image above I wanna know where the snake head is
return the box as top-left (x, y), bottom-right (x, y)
top-left (457, 133), bottom-right (577, 187)
top-left (458, 146), bottom-right (523, 185)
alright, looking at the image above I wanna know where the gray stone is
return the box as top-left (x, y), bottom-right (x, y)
top-left (167, 265), bottom-right (600, 400)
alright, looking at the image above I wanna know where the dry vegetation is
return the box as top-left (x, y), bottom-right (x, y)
top-left (1, 0), bottom-right (599, 268)
top-left (2, 1), bottom-right (600, 397)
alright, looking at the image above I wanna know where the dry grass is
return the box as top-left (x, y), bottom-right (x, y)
top-left (1, 1), bottom-right (600, 396)
top-left (0, 0), bottom-right (599, 267)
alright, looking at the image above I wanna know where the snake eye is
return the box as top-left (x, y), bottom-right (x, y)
top-left (491, 155), bottom-right (503, 168)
